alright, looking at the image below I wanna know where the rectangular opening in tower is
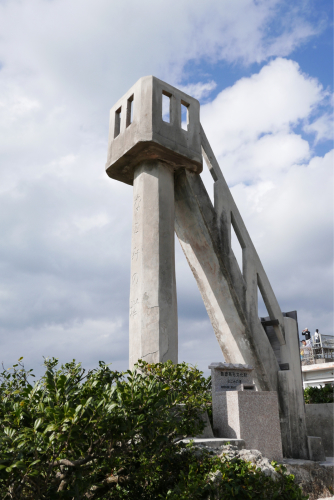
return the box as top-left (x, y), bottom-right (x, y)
top-left (257, 282), bottom-right (269, 319)
top-left (258, 275), bottom-right (281, 364)
top-left (181, 100), bottom-right (189, 130)
top-left (162, 91), bottom-right (172, 123)
top-left (231, 213), bottom-right (245, 275)
top-left (114, 107), bottom-right (122, 137)
top-left (126, 95), bottom-right (134, 127)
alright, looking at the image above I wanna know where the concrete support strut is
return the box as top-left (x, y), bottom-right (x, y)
top-left (129, 160), bottom-right (178, 369)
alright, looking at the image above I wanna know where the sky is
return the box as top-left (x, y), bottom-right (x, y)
top-left (0, 0), bottom-right (332, 378)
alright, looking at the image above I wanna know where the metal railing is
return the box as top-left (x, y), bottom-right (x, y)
top-left (300, 334), bottom-right (334, 366)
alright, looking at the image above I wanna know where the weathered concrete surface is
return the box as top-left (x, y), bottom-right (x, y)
top-left (198, 130), bottom-right (310, 459)
top-left (106, 76), bottom-right (202, 186)
top-left (174, 168), bottom-right (309, 457)
top-left (201, 125), bottom-right (285, 348)
top-left (308, 436), bottom-right (326, 462)
top-left (105, 77), bottom-right (311, 460)
top-left (281, 460), bottom-right (334, 500)
top-left (129, 160), bottom-right (177, 368)
top-left (277, 317), bottom-right (309, 459)
top-left (174, 169), bottom-right (276, 392)
top-left (306, 404), bottom-right (334, 456)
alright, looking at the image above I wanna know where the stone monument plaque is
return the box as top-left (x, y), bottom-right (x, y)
top-left (209, 362), bottom-right (254, 392)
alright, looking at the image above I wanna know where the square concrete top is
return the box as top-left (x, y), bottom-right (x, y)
top-left (105, 76), bottom-right (203, 185)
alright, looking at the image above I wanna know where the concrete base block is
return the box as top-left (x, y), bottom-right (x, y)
top-left (308, 436), bottom-right (326, 461)
top-left (213, 391), bottom-right (283, 461)
top-left (305, 403), bottom-right (334, 456)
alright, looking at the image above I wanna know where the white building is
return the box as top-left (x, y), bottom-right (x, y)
top-left (301, 361), bottom-right (334, 389)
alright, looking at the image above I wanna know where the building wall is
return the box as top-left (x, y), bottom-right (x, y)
top-left (305, 403), bottom-right (334, 456)
top-left (302, 361), bottom-right (334, 389)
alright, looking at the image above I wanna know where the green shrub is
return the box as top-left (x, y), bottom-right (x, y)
top-left (304, 384), bottom-right (334, 404)
top-left (0, 358), bottom-right (306, 499)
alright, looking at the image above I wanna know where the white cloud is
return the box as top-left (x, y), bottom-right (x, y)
top-left (202, 58), bottom-right (324, 153)
top-left (231, 151), bottom-right (333, 318)
top-left (199, 64), bottom-right (333, 336)
top-left (179, 81), bottom-right (217, 100)
top-left (198, 57), bottom-right (333, 342)
top-left (304, 113), bottom-right (333, 144)
top-left (201, 58), bottom-right (328, 185)
top-left (0, 318), bottom-right (127, 378)
top-left (0, 0), bottom-right (331, 374)
top-left (0, 0), bottom-right (320, 116)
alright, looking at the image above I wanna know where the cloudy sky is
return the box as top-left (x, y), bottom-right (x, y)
top-left (0, 0), bottom-right (332, 377)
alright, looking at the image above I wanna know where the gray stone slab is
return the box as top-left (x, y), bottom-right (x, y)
top-left (305, 403), bottom-right (334, 456)
top-left (195, 411), bottom-right (214, 439)
top-left (308, 436), bottom-right (326, 462)
top-left (209, 362), bottom-right (254, 392)
top-left (212, 390), bottom-right (283, 461)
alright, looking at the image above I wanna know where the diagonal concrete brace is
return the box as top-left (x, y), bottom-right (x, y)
top-left (174, 168), bottom-right (279, 392)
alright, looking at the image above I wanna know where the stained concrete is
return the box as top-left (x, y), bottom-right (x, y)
top-left (177, 132), bottom-right (310, 458)
top-left (105, 77), bottom-right (203, 368)
top-left (129, 161), bottom-right (177, 368)
top-left (105, 76), bottom-right (202, 186)
top-left (306, 404), bottom-right (334, 456)
top-left (278, 316), bottom-right (309, 459)
top-left (106, 77), bottom-right (313, 460)
top-left (174, 169), bottom-right (276, 392)
top-left (307, 436), bottom-right (326, 462)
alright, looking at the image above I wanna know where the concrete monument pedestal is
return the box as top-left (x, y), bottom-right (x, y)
top-left (209, 362), bottom-right (283, 461)
top-left (214, 391), bottom-right (283, 461)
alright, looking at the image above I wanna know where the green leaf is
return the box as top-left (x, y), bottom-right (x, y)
top-left (75, 404), bottom-right (83, 414)
top-left (29, 460), bottom-right (41, 467)
top-left (44, 424), bottom-right (58, 433)
top-left (34, 418), bottom-right (43, 430)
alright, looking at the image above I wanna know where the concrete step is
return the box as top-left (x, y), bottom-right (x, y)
top-left (281, 457), bottom-right (334, 468)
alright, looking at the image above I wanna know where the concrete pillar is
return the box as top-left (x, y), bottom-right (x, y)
top-left (278, 316), bottom-right (309, 459)
top-left (129, 160), bottom-right (177, 369)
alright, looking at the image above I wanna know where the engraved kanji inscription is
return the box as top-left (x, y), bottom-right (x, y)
top-left (130, 298), bottom-right (139, 317)
top-left (134, 195), bottom-right (141, 212)
top-left (132, 247), bottom-right (139, 261)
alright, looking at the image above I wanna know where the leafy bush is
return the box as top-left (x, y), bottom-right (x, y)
top-left (0, 358), bottom-right (306, 499)
top-left (304, 384), bottom-right (334, 404)
top-left (163, 451), bottom-right (307, 500)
